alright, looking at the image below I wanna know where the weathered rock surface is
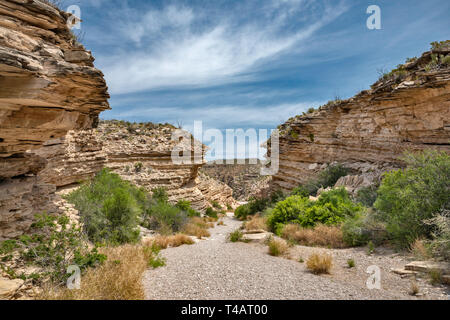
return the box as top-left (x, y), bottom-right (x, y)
top-left (201, 159), bottom-right (270, 200)
top-left (35, 121), bottom-right (236, 211)
top-left (0, 0), bottom-right (110, 240)
top-left (269, 46), bottom-right (450, 192)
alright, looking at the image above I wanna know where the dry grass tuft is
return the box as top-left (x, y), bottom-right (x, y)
top-left (39, 244), bottom-right (152, 300)
top-left (244, 215), bottom-right (268, 231)
top-left (217, 220), bottom-right (225, 226)
top-left (281, 224), bottom-right (345, 248)
top-left (306, 252), bottom-right (333, 275)
top-left (146, 234), bottom-right (194, 249)
top-left (181, 217), bottom-right (213, 239)
top-left (410, 239), bottom-right (431, 260)
top-left (268, 238), bottom-right (289, 257)
top-left (409, 278), bottom-right (420, 296)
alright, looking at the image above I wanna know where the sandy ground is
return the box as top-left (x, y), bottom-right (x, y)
top-left (143, 214), bottom-right (449, 300)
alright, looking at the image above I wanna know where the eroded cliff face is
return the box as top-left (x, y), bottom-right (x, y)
top-left (35, 121), bottom-right (236, 211)
top-left (200, 160), bottom-right (270, 201)
top-left (0, 0), bottom-right (110, 239)
top-left (270, 46), bottom-right (450, 192)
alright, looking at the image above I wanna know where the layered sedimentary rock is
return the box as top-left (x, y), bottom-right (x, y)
top-left (269, 46), bottom-right (450, 192)
top-left (36, 121), bottom-right (236, 211)
top-left (0, 0), bottom-right (110, 240)
top-left (200, 159), bottom-right (269, 200)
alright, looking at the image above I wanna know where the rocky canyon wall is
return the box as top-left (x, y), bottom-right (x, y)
top-left (270, 45), bottom-right (450, 192)
top-left (35, 121), bottom-right (236, 212)
top-left (0, 0), bottom-right (110, 240)
top-left (200, 160), bottom-right (270, 201)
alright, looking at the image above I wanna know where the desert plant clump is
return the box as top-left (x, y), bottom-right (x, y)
top-left (409, 278), bottom-right (420, 296)
top-left (347, 259), bottom-right (355, 268)
top-left (374, 150), bottom-right (449, 248)
top-left (0, 214), bottom-right (106, 286)
top-left (228, 230), bottom-right (244, 243)
top-left (205, 207), bottom-right (219, 219)
top-left (267, 238), bottom-right (289, 257)
top-left (280, 224), bottom-right (345, 248)
top-left (428, 269), bottom-right (443, 285)
top-left (306, 252), bottom-right (333, 275)
top-left (39, 243), bottom-right (160, 300)
top-left (65, 169), bottom-right (144, 245)
top-left (244, 215), bottom-right (268, 231)
top-left (267, 188), bottom-right (362, 232)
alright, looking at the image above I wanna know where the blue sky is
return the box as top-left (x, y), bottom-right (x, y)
top-left (64, 0), bottom-right (449, 159)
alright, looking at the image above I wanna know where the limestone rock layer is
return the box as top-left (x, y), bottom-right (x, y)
top-left (270, 47), bottom-right (450, 192)
top-left (0, 0), bottom-right (110, 240)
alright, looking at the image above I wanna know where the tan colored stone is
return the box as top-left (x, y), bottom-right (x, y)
top-left (404, 261), bottom-right (450, 275)
top-left (0, 277), bottom-right (23, 299)
top-left (0, 0), bottom-right (109, 240)
top-left (268, 48), bottom-right (450, 193)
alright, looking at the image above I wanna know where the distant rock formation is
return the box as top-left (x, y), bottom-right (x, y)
top-left (34, 121), bottom-right (236, 212)
top-left (269, 43), bottom-right (450, 192)
top-left (0, 0), bottom-right (110, 240)
top-left (201, 160), bottom-right (271, 200)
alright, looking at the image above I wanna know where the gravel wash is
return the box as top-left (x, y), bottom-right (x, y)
top-left (143, 215), bottom-right (449, 300)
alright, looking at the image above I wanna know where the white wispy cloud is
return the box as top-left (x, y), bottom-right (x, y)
top-left (98, 0), bottom-right (348, 94)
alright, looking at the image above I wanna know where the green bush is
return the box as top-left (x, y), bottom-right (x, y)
top-left (424, 210), bottom-right (450, 261)
top-left (270, 189), bottom-right (285, 203)
top-left (291, 185), bottom-right (309, 198)
top-left (211, 201), bottom-right (222, 210)
top-left (268, 188), bottom-right (362, 232)
top-left (374, 150), bottom-right (450, 248)
top-left (317, 164), bottom-right (349, 189)
top-left (0, 214), bottom-right (106, 285)
top-left (228, 230), bottom-right (243, 242)
top-left (145, 201), bottom-right (188, 233)
top-left (176, 200), bottom-right (200, 217)
top-left (66, 169), bottom-right (144, 245)
top-left (205, 207), bottom-right (218, 219)
top-left (355, 185), bottom-right (378, 207)
top-left (267, 196), bottom-right (311, 231)
top-left (234, 198), bottom-right (270, 220)
top-left (151, 187), bottom-right (169, 203)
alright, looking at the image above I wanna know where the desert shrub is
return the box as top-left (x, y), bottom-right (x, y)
top-left (145, 201), bottom-right (188, 234)
top-left (65, 169), bottom-right (144, 245)
top-left (151, 187), bottom-right (169, 203)
top-left (317, 164), bottom-right (349, 189)
top-left (182, 217), bottom-right (213, 239)
top-left (423, 210), bottom-right (450, 261)
top-left (341, 209), bottom-right (387, 247)
top-left (149, 234), bottom-right (194, 249)
top-left (205, 207), bottom-right (218, 219)
top-left (268, 188), bottom-right (362, 232)
top-left (270, 189), bottom-right (286, 203)
top-left (0, 214), bottom-right (106, 286)
top-left (176, 200), bottom-right (201, 217)
top-left (410, 239), bottom-right (432, 260)
top-left (347, 259), bottom-right (355, 268)
top-left (235, 198), bottom-right (271, 220)
top-left (291, 185), bottom-right (309, 198)
top-left (306, 252), bottom-right (333, 274)
top-left (244, 215), bottom-right (268, 231)
top-left (355, 185), bottom-right (378, 207)
top-left (267, 196), bottom-right (311, 231)
top-left (228, 230), bottom-right (244, 243)
top-left (134, 162), bottom-right (143, 173)
top-left (280, 224), bottom-right (345, 248)
top-left (268, 238), bottom-right (289, 256)
top-left (211, 201), bottom-right (222, 209)
top-left (40, 243), bottom-right (159, 300)
top-left (375, 150), bottom-right (450, 247)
